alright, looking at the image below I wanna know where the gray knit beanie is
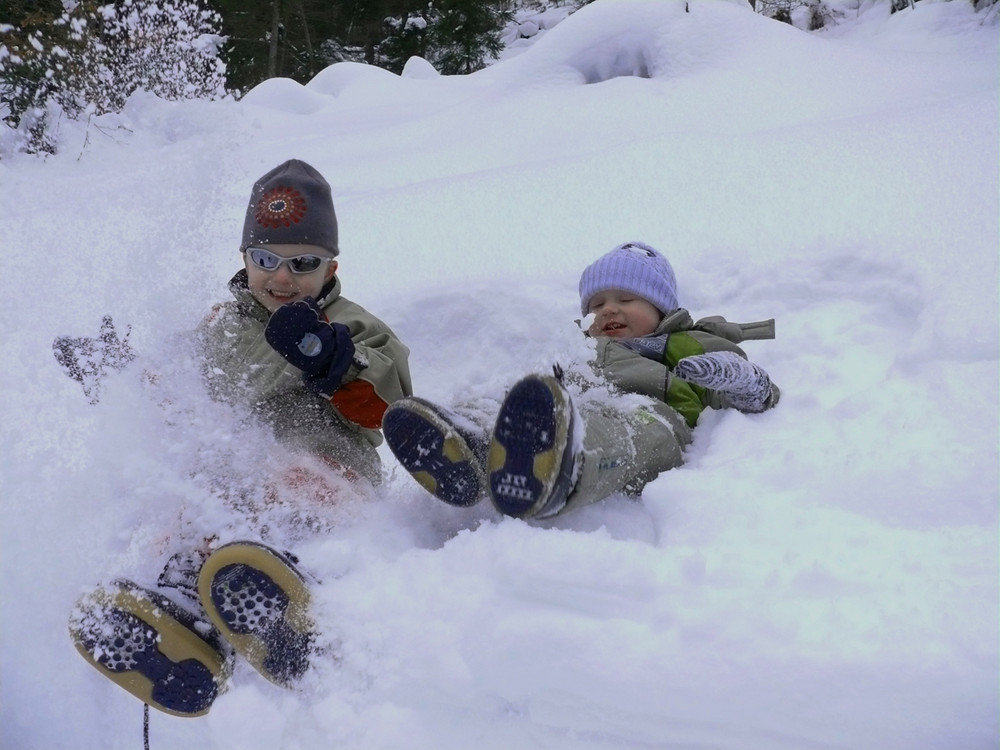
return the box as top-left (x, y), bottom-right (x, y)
top-left (578, 241), bottom-right (678, 316)
top-left (241, 159), bottom-right (339, 256)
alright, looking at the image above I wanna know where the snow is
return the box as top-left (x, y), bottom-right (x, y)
top-left (1, 0), bottom-right (997, 748)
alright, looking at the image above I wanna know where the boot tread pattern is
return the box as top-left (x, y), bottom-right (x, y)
top-left (383, 398), bottom-right (485, 507)
top-left (69, 581), bottom-right (225, 717)
top-left (198, 542), bottom-right (313, 688)
top-left (488, 375), bottom-right (575, 519)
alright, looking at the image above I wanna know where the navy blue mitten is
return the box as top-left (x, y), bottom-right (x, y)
top-left (264, 298), bottom-right (356, 396)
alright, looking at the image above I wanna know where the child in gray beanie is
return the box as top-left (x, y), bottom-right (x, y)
top-left (68, 159), bottom-right (413, 719)
top-left (201, 157), bottom-right (412, 466)
top-left (383, 240), bottom-right (779, 520)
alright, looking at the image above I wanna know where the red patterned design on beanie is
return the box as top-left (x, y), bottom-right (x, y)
top-left (255, 186), bottom-right (307, 228)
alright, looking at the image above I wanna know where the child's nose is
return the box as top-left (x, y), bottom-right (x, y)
top-left (272, 263), bottom-right (294, 281)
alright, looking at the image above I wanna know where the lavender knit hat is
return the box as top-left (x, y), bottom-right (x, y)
top-left (578, 241), bottom-right (679, 316)
top-left (241, 159), bottom-right (339, 256)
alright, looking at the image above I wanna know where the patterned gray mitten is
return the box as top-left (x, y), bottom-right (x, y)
top-left (673, 351), bottom-right (773, 413)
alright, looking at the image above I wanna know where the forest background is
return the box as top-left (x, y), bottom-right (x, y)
top-left (4, 0), bottom-right (544, 154)
top-left (6, 0), bottom-right (989, 157)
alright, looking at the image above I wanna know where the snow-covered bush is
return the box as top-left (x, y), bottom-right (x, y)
top-left (0, 0), bottom-right (227, 156)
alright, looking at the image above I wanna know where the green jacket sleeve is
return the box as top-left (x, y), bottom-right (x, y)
top-left (588, 310), bottom-right (779, 428)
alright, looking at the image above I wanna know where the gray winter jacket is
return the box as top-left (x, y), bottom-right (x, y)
top-left (196, 270), bottom-right (412, 483)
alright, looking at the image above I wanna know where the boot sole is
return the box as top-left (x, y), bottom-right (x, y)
top-left (383, 398), bottom-right (485, 507)
top-left (488, 375), bottom-right (575, 519)
top-left (198, 541), bottom-right (313, 687)
top-left (69, 580), bottom-right (228, 717)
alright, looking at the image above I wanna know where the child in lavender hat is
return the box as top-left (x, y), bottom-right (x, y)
top-left (384, 240), bottom-right (780, 521)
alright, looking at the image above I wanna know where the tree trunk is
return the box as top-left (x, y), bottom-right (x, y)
top-left (297, 0), bottom-right (315, 77)
top-left (267, 0), bottom-right (281, 79)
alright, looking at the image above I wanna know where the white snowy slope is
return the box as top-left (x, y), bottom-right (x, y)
top-left (0, 1), bottom-right (997, 748)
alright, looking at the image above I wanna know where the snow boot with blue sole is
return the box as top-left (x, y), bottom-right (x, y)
top-left (383, 397), bottom-right (489, 507)
top-left (198, 541), bottom-right (314, 688)
top-left (487, 373), bottom-right (580, 520)
top-left (69, 580), bottom-right (231, 717)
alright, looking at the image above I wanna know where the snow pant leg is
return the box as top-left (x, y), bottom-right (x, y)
top-left (558, 399), bottom-right (692, 517)
top-left (451, 395), bottom-right (502, 452)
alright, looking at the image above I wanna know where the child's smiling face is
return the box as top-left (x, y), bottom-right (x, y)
top-left (587, 290), bottom-right (662, 339)
top-left (243, 243), bottom-right (337, 312)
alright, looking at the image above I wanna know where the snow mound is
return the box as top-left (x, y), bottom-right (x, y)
top-left (239, 77), bottom-right (329, 114)
top-left (485, 0), bottom-right (769, 85)
top-left (305, 61), bottom-right (402, 97)
top-left (402, 56), bottom-right (441, 80)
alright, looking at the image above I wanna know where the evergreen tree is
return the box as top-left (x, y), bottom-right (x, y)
top-left (349, 0), bottom-right (426, 66)
top-left (425, 0), bottom-right (514, 75)
top-left (379, 6), bottom-right (431, 72)
top-left (376, 0), bottom-right (514, 75)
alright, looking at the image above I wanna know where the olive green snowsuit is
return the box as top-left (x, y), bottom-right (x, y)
top-left (559, 309), bottom-right (779, 515)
